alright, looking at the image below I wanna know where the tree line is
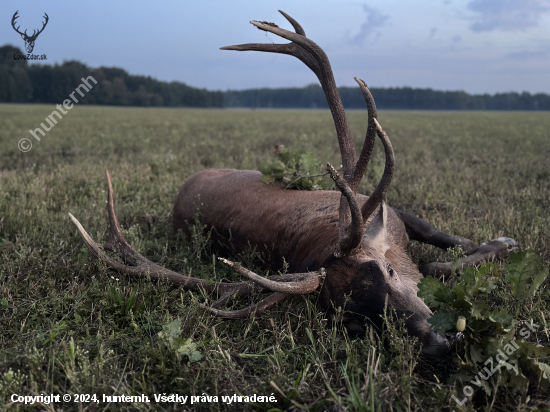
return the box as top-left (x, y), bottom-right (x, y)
top-left (225, 84), bottom-right (550, 111)
top-left (0, 45), bottom-right (223, 107)
top-left (1, 45), bottom-right (549, 110)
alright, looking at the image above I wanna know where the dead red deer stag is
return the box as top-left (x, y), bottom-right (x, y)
top-left (69, 11), bottom-right (516, 357)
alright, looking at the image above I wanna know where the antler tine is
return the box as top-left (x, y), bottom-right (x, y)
top-left (326, 164), bottom-right (364, 255)
top-left (278, 10), bottom-right (305, 36)
top-left (68, 213), bottom-right (210, 286)
top-left (221, 11), bottom-right (306, 76)
top-left (201, 292), bottom-right (289, 319)
top-left (68, 169), bottom-right (223, 290)
top-left (361, 124), bottom-right (394, 223)
top-left (351, 78), bottom-right (378, 193)
top-left (68, 171), bottom-right (214, 289)
top-left (103, 169), bottom-right (133, 260)
top-left (218, 257), bottom-right (324, 294)
top-left (36, 13), bottom-right (49, 36)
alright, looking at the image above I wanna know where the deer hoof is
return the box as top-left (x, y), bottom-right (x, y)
top-left (480, 237), bottom-right (517, 249)
top-left (495, 237), bottom-right (517, 248)
top-left (495, 237), bottom-right (519, 254)
top-left (473, 237), bottom-right (517, 263)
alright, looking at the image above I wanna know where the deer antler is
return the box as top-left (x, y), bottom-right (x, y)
top-left (222, 11), bottom-right (356, 181)
top-left (69, 170), bottom-right (325, 318)
top-left (222, 12), bottom-right (395, 256)
top-left (353, 78), bottom-right (395, 223)
top-left (326, 163), bottom-right (364, 256)
top-left (351, 79), bottom-right (378, 192)
top-left (11, 11), bottom-right (49, 40)
top-left (31, 13), bottom-right (49, 39)
top-left (11, 11), bottom-right (25, 37)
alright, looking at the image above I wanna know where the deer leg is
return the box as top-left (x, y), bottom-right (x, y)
top-left (393, 208), bottom-right (517, 278)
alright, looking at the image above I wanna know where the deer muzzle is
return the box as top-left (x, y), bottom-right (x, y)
top-left (405, 312), bottom-right (450, 357)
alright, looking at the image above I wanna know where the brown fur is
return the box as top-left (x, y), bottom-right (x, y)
top-left (174, 169), bottom-right (450, 356)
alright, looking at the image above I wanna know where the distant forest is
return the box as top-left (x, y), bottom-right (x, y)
top-left (225, 85), bottom-right (550, 111)
top-left (2, 45), bottom-right (549, 110)
top-left (0, 46), bottom-right (223, 107)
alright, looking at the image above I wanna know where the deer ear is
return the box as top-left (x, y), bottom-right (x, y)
top-left (364, 200), bottom-right (390, 254)
top-left (21, 34), bottom-right (25, 40)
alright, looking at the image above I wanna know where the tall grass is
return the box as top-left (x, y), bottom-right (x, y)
top-left (1, 105), bottom-right (549, 411)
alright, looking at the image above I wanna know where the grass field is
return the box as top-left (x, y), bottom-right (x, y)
top-left (0, 104), bottom-right (549, 411)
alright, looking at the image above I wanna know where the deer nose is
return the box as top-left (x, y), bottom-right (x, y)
top-left (422, 331), bottom-right (450, 357)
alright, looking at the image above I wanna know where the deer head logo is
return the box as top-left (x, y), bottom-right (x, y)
top-left (11, 11), bottom-right (49, 53)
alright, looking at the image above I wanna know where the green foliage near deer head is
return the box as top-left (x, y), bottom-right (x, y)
top-left (418, 250), bottom-right (550, 397)
top-left (259, 146), bottom-right (335, 190)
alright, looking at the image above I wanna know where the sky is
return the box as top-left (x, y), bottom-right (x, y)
top-left (1, 0), bottom-right (549, 94)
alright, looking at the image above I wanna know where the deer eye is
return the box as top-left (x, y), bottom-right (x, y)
top-left (387, 265), bottom-right (395, 277)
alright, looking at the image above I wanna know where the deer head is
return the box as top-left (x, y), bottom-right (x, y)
top-left (11, 11), bottom-right (49, 53)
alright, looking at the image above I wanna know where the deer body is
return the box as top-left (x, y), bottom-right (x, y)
top-left (174, 169), bottom-right (407, 273)
top-left (176, 169), bottom-right (344, 272)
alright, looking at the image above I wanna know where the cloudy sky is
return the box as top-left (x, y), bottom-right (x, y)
top-left (1, 0), bottom-right (549, 94)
